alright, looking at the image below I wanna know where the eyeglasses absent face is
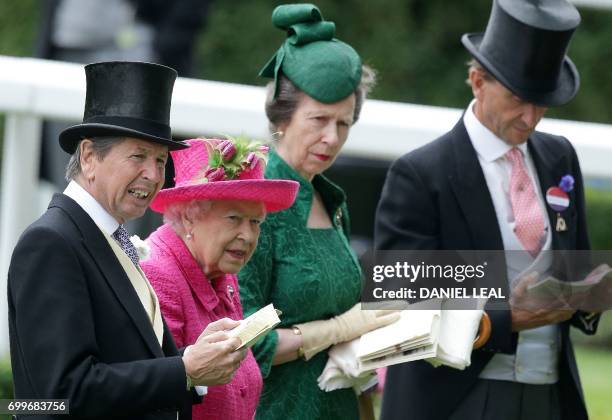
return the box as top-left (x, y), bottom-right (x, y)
top-left (184, 199), bottom-right (266, 279)
top-left (81, 137), bottom-right (168, 224)
top-left (276, 93), bottom-right (356, 181)
top-left (470, 69), bottom-right (548, 146)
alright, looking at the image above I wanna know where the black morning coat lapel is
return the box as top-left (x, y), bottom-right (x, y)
top-left (528, 136), bottom-right (568, 251)
top-left (49, 193), bottom-right (165, 358)
top-left (448, 120), bottom-right (504, 250)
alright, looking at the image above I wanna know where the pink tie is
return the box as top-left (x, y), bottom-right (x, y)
top-left (506, 148), bottom-right (545, 257)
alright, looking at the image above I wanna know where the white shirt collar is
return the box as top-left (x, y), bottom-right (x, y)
top-left (463, 99), bottom-right (528, 162)
top-left (64, 180), bottom-right (120, 235)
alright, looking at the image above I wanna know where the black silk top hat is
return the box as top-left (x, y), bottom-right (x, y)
top-left (462, 0), bottom-right (581, 107)
top-left (59, 61), bottom-right (187, 154)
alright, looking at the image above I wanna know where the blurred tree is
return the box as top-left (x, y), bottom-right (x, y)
top-left (1, 1), bottom-right (611, 122)
top-left (193, 0), bottom-right (612, 123)
top-left (0, 0), bottom-right (38, 57)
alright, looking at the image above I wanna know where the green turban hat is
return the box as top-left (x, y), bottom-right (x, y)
top-left (259, 3), bottom-right (362, 104)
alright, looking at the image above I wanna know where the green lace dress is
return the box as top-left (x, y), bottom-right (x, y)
top-left (238, 151), bottom-right (363, 420)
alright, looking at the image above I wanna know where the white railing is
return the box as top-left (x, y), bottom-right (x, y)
top-left (2, 55), bottom-right (612, 355)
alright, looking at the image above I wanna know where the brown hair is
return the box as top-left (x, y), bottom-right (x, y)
top-left (264, 65), bottom-right (377, 133)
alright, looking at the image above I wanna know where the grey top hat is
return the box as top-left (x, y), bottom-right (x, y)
top-left (59, 61), bottom-right (188, 154)
top-left (462, 0), bottom-right (581, 107)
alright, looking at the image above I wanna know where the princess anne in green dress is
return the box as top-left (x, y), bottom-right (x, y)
top-left (238, 4), bottom-right (398, 419)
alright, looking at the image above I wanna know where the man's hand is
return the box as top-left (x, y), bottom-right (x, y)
top-left (511, 307), bottom-right (574, 332)
top-left (182, 318), bottom-right (247, 386)
top-left (510, 272), bottom-right (575, 331)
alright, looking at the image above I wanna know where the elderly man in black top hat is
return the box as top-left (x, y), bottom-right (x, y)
top-left (8, 61), bottom-right (246, 419)
top-left (376, 1), bottom-right (599, 419)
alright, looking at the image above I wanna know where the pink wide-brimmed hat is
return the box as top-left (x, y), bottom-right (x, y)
top-left (150, 137), bottom-right (299, 213)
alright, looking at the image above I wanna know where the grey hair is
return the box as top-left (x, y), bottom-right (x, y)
top-left (465, 58), bottom-right (494, 87)
top-left (64, 136), bottom-right (126, 181)
top-left (264, 65), bottom-right (377, 133)
top-left (163, 200), bottom-right (213, 237)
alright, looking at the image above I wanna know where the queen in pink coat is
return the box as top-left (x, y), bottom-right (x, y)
top-left (142, 137), bottom-right (298, 420)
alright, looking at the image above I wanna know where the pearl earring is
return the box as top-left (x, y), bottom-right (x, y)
top-left (185, 232), bottom-right (193, 240)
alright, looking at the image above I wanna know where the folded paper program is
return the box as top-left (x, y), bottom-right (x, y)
top-left (227, 303), bottom-right (281, 350)
top-left (318, 299), bottom-right (488, 383)
top-left (357, 299), bottom-right (486, 371)
top-left (525, 263), bottom-right (612, 312)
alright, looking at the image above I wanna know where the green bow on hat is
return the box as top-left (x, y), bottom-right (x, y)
top-left (259, 3), bottom-right (362, 104)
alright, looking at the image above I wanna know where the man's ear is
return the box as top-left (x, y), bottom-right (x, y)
top-left (469, 68), bottom-right (485, 101)
top-left (79, 139), bottom-right (96, 182)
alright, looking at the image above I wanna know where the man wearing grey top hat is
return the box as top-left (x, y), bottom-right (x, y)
top-left (7, 61), bottom-right (246, 419)
top-left (376, 1), bottom-right (600, 419)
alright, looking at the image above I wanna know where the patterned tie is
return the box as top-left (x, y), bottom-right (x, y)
top-left (112, 225), bottom-right (140, 267)
top-left (506, 148), bottom-right (546, 257)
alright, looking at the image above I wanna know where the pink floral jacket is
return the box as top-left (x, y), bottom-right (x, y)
top-left (142, 224), bottom-right (262, 420)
